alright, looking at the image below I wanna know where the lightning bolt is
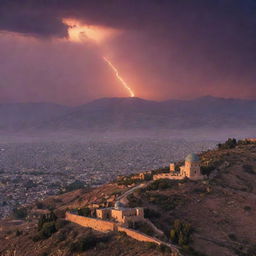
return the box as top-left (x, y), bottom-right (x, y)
top-left (103, 57), bottom-right (135, 98)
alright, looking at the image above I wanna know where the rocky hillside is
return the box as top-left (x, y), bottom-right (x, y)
top-left (0, 140), bottom-right (256, 256)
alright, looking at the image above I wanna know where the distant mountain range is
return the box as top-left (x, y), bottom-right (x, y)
top-left (0, 96), bottom-right (256, 131)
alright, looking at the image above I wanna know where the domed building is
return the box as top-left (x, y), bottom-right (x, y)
top-left (96, 201), bottom-right (144, 224)
top-left (180, 153), bottom-right (204, 180)
top-left (153, 153), bottom-right (205, 181)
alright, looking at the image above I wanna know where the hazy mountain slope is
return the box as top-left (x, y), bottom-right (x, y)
top-left (1, 97), bottom-right (256, 131)
top-left (0, 103), bottom-right (72, 131)
top-left (42, 96), bottom-right (256, 130)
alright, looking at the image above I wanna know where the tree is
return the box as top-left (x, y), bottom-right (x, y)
top-left (13, 207), bottom-right (28, 219)
top-left (218, 138), bottom-right (237, 149)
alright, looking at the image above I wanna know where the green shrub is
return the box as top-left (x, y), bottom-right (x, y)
top-left (33, 222), bottom-right (57, 241)
top-left (244, 206), bottom-right (252, 211)
top-left (64, 180), bottom-right (85, 192)
top-left (145, 242), bottom-right (157, 249)
top-left (127, 194), bottom-right (143, 207)
top-left (77, 207), bottom-right (91, 217)
top-left (170, 219), bottom-right (192, 246)
top-left (133, 221), bottom-right (155, 236)
top-left (218, 138), bottom-right (237, 150)
top-left (15, 230), bottom-right (22, 236)
top-left (40, 222), bottom-right (57, 238)
top-left (13, 207), bottom-right (28, 219)
top-left (144, 208), bottom-right (161, 218)
top-left (147, 194), bottom-right (185, 211)
top-left (159, 243), bottom-right (171, 253)
top-left (151, 167), bottom-right (169, 175)
top-left (243, 165), bottom-right (255, 175)
top-left (55, 219), bottom-right (68, 230)
top-left (246, 244), bottom-right (256, 256)
top-left (35, 201), bottom-right (45, 209)
top-left (146, 179), bottom-right (178, 191)
top-left (38, 211), bottom-right (57, 231)
top-left (228, 233), bottom-right (237, 241)
top-left (69, 233), bottom-right (108, 252)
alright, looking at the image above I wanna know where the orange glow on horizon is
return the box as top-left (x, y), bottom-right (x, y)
top-left (103, 57), bottom-right (135, 98)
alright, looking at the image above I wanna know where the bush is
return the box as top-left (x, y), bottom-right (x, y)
top-left (243, 165), bottom-right (255, 175)
top-left (15, 230), bottom-right (22, 236)
top-left (146, 179), bottom-right (178, 191)
top-left (159, 244), bottom-right (171, 253)
top-left (117, 177), bottom-right (140, 186)
top-left (200, 165), bottom-right (216, 176)
top-left (38, 211), bottom-right (57, 231)
top-left (146, 193), bottom-right (185, 211)
top-left (40, 222), bottom-right (57, 238)
top-left (77, 207), bottom-right (91, 217)
top-left (35, 201), bottom-right (45, 209)
top-left (69, 233), bottom-right (108, 252)
top-left (246, 244), bottom-right (256, 256)
top-left (64, 180), bottom-right (85, 192)
top-left (133, 221), bottom-right (155, 236)
top-left (13, 207), bottom-right (28, 219)
top-left (127, 194), bottom-right (143, 207)
top-left (33, 222), bottom-right (57, 241)
top-left (170, 219), bottom-right (192, 246)
top-left (151, 167), bottom-right (169, 175)
top-left (244, 206), bottom-right (251, 211)
top-left (218, 138), bottom-right (237, 150)
top-left (144, 208), bottom-right (161, 218)
top-left (228, 233), bottom-right (237, 241)
top-left (55, 219), bottom-right (68, 230)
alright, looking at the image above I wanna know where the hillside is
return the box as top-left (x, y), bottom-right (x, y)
top-left (0, 103), bottom-right (71, 131)
top-left (1, 96), bottom-right (256, 131)
top-left (42, 96), bottom-right (256, 131)
top-left (0, 141), bottom-right (256, 256)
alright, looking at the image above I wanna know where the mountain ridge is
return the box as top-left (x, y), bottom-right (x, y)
top-left (0, 96), bottom-right (255, 131)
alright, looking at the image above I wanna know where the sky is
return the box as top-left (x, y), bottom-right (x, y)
top-left (0, 0), bottom-right (256, 105)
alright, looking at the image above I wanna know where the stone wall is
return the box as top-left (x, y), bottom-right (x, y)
top-left (66, 212), bottom-right (162, 245)
top-left (117, 226), bottom-right (161, 245)
top-left (65, 212), bottom-right (116, 232)
top-left (153, 173), bottom-right (185, 180)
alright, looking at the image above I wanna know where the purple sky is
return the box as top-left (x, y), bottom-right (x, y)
top-left (0, 0), bottom-right (256, 105)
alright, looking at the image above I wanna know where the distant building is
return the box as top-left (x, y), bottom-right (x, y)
top-left (245, 138), bottom-right (256, 143)
top-left (96, 202), bottom-right (144, 224)
top-left (153, 153), bottom-right (205, 181)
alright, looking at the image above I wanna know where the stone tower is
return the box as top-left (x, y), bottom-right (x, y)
top-left (184, 153), bottom-right (203, 180)
top-left (170, 163), bottom-right (175, 172)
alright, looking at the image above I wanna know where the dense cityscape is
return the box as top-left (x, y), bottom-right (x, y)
top-left (0, 135), bottom-right (216, 218)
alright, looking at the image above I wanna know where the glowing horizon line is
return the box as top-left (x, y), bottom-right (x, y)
top-left (103, 57), bottom-right (135, 98)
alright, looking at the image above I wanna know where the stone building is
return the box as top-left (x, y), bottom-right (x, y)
top-left (245, 138), bottom-right (256, 143)
top-left (153, 153), bottom-right (205, 181)
top-left (96, 202), bottom-right (144, 224)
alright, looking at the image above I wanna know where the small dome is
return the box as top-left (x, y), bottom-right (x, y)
top-left (114, 201), bottom-right (124, 209)
top-left (185, 153), bottom-right (200, 162)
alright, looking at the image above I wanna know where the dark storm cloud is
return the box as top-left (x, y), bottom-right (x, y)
top-left (1, 0), bottom-right (255, 36)
top-left (1, 0), bottom-right (256, 64)
top-left (0, 0), bottom-right (256, 103)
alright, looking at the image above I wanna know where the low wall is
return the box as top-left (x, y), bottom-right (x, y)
top-left (66, 212), bottom-right (179, 255)
top-left (66, 213), bottom-right (160, 244)
top-left (117, 226), bottom-right (161, 245)
top-left (65, 212), bottom-right (115, 232)
top-left (153, 174), bottom-right (185, 180)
